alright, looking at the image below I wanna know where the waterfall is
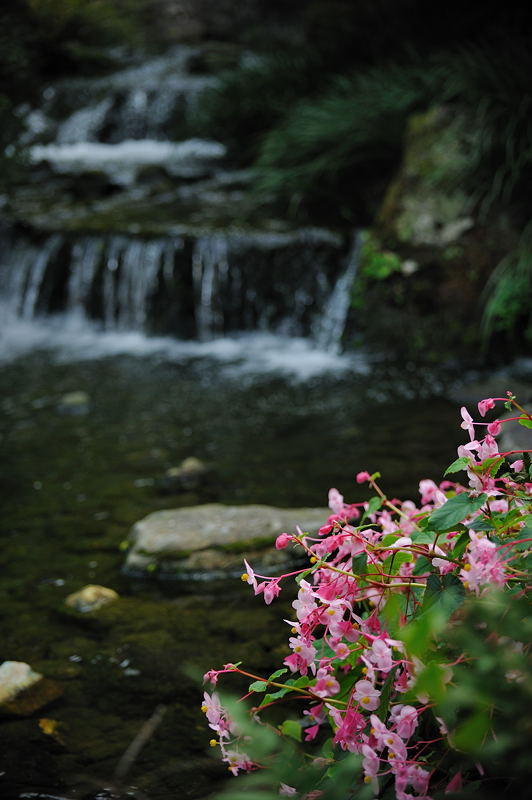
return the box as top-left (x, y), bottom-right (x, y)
top-left (0, 229), bottom-right (357, 349)
top-left (2, 44), bottom-right (360, 363)
top-left (313, 233), bottom-right (361, 354)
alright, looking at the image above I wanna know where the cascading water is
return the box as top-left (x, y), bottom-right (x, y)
top-left (1, 45), bottom-right (361, 367)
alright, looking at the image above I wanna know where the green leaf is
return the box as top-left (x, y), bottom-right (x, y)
top-left (249, 680), bottom-right (268, 692)
top-left (420, 573), bottom-right (466, 620)
top-left (268, 668), bottom-right (288, 681)
top-left (518, 416), bottom-right (532, 429)
top-left (376, 666), bottom-right (398, 721)
top-left (444, 456), bottom-right (470, 476)
top-left (428, 493), bottom-right (487, 530)
top-left (412, 530), bottom-right (438, 544)
top-left (260, 687), bottom-right (291, 705)
top-left (452, 709), bottom-right (491, 750)
top-left (401, 610), bottom-right (439, 657)
top-left (367, 496), bottom-right (383, 515)
top-left (280, 719), bottom-right (302, 741)
top-left (412, 660), bottom-right (447, 703)
top-left (451, 530), bottom-right (470, 558)
top-left (413, 555), bottom-right (432, 575)
top-left (466, 516), bottom-right (495, 531)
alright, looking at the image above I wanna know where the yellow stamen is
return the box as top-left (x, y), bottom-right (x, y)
top-left (364, 776), bottom-right (372, 784)
top-left (209, 739), bottom-right (217, 747)
top-left (310, 556), bottom-right (317, 564)
top-left (241, 573), bottom-right (249, 582)
top-left (201, 704), bottom-right (208, 713)
top-left (362, 696), bottom-right (370, 704)
top-left (464, 563), bottom-right (471, 572)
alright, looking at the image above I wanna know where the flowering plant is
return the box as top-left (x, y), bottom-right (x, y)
top-left (202, 393), bottom-right (531, 799)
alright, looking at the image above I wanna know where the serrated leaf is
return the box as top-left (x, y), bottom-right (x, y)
top-left (413, 555), bottom-right (431, 575)
top-left (428, 493), bottom-right (487, 530)
top-left (444, 456), bottom-right (470, 476)
top-left (518, 416), bottom-right (532, 429)
top-left (420, 573), bottom-right (465, 620)
top-left (249, 680), bottom-right (268, 692)
top-left (280, 719), bottom-right (302, 741)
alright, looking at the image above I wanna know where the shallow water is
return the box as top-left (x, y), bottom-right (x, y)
top-left (0, 338), bottom-right (464, 799)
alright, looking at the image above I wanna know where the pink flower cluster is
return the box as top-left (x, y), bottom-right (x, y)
top-left (202, 396), bottom-right (531, 798)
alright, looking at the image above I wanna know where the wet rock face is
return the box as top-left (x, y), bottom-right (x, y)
top-left (377, 106), bottom-right (475, 249)
top-left (123, 503), bottom-right (327, 579)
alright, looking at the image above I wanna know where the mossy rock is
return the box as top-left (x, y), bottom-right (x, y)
top-left (123, 503), bottom-right (326, 580)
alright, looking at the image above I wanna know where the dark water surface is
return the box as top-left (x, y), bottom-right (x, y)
top-left (0, 346), bottom-right (463, 799)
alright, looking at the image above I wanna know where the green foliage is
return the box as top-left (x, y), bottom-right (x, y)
top-left (482, 221), bottom-right (532, 347)
top-left (254, 59), bottom-right (444, 219)
top-left (439, 41), bottom-right (532, 215)
top-left (194, 49), bottom-right (323, 163)
top-left (359, 232), bottom-right (402, 280)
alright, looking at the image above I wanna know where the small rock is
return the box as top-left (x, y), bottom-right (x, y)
top-left (0, 661), bottom-right (63, 716)
top-left (0, 661), bottom-right (42, 704)
top-left (157, 456), bottom-right (210, 493)
top-left (65, 584), bottom-right (120, 613)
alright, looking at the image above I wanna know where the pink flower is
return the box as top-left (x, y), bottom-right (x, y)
top-left (203, 669), bottom-right (219, 685)
top-left (389, 704), bottom-right (418, 739)
top-left (223, 749), bottom-right (253, 775)
top-left (330, 706), bottom-right (366, 751)
top-left (366, 638), bottom-right (395, 672)
top-left (275, 533), bottom-right (292, 549)
top-left (262, 580), bottom-right (282, 604)
top-left (487, 419), bottom-right (501, 436)
top-left (353, 679), bottom-right (381, 710)
top-left (314, 669), bottom-right (340, 698)
top-left (328, 488), bottom-right (345, 514)
top-left (356, 471), bottom-right (371, 483)
top-left (512, 459), bottom-right (524, 472)
top-left (460, 532), bottom-right (507, 593)
top-left (242, 559), bottom-right (258, 591)
top-left (361, 743), bottom-right (380, 778)
top-left (478, 398), bottom-right (495, 417)
top-left (446, 772), bottom-right (463, 793)
top-left (460, 406), bottom-right (475, 441)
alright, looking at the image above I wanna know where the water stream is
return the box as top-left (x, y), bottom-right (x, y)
top-left (0, 44), bottom-right (488, 800)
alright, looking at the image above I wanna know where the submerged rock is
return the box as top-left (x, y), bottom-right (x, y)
top-left (65, 584), bottom-right (120, 613)
top-left (0, 661), bottom-right (63, 716)
top-left (123, 503), bottom-right (327, 580)
top-left (57, 391), bottom-right (90, 415)
top-left (157, 457), bottom-right (211, 493)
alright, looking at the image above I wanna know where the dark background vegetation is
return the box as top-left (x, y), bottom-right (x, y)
top-left (1, 0), bottom-right (531, 360)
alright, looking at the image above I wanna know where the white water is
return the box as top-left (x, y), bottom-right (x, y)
top-left (30, 138), bottom-right (226, 185)
top-left (0, 307), bottom-right (366, 379)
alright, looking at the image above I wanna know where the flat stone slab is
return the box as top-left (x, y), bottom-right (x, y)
top-left (123, 503), bottom-right (327, 580)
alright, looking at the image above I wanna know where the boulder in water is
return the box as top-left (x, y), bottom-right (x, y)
top-left (123, 503), bottom-right (328, 580)
top-left (65, 584), bottom-right (120, 613)
top-left (0, 661), bottom-right (63, 716)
